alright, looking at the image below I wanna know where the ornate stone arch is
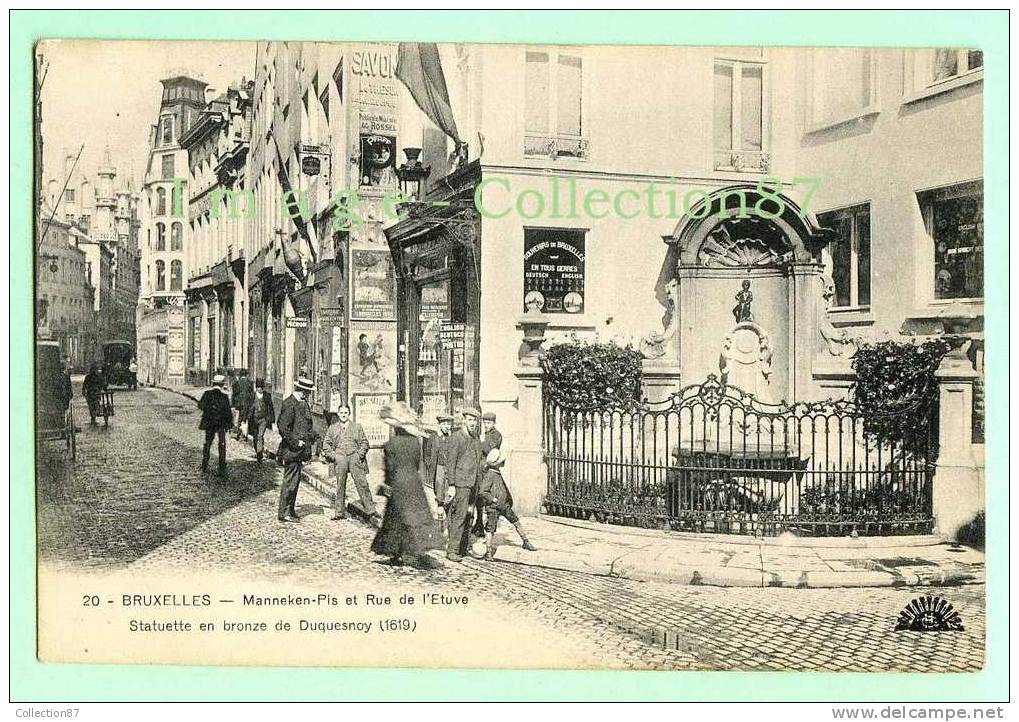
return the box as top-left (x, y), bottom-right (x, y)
top-left (665, 184), bottom-right (832, 268)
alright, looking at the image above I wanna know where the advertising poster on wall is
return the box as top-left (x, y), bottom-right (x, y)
top-left (523, 228), bottom-right (587, 314)
top-left (353, 392), bottom-right (394, 447)
top-left (349, 322), bottom-right (396, 394)
top-left (351, 248), bottom-right (396, 320)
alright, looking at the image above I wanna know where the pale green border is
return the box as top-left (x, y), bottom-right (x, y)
top-left (10, 9), bottom-right (1008, 702)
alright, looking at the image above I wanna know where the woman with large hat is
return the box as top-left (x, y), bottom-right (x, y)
top-left (370, 401), bottom-right (444, 569)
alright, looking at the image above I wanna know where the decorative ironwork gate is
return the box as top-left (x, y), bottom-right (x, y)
top-left (543, 375), bottom-right (936, 537)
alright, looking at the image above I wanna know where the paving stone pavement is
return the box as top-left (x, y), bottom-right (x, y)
top-left (38, 386), bottom-right (986, 672)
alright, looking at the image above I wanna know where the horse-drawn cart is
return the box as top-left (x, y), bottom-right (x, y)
top-left (36, 339), bottom-right (76, 460)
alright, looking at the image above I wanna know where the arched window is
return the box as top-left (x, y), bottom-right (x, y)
top-left (170, 260), bottom-right (183, 291)
top-left (147, 228), bottom-right (151, 250)
top-left (156, 223), bottom-right (166, 251)
top-left (155, 261), bottom-right (166, 291)
top-left (171, 222), bottom-right (183, 251)
top-left (156, 187), bottom-right (167, 215)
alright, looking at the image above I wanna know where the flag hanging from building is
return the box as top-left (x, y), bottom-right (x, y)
top-left (270, 133), bottom-right (318, 281)
top-left (396, 43), bottom-right (462, 145)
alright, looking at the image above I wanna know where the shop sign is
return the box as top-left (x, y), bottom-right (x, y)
top-left (354, 393), bottom-right (394, 447)
top-left (318, 306), bottom-right (345, 326)
top-left (439, 322), bottom-right (466, 350)
top-left (421, 393), bottom-right (448, 424)
top-left (301, 156), bottom-right (321, 176)
top-left (286, 316), bottom-right (310, 329)
top-left (523, 230), bottom-right (586, 314)
top-left (420, 281), bottom-right (449, 320)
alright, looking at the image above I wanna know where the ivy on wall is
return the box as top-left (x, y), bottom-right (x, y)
top-left (850, 338), bottom-right (953, 449)
top-left (541, 341), bottom-right (644, 413)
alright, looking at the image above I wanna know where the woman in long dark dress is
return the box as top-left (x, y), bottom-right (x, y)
top-left (371, 402), bottom-right (443, 569)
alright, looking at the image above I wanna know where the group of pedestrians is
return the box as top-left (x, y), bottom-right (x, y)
top-left (194, 371), bottom-right (536, 569)
top-left (196, 370), bottom-right (275, 476)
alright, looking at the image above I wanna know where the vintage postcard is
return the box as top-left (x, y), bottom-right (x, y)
top-left (33, 36), bottom-right (988, 675)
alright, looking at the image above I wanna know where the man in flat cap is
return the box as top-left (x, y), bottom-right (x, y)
top-left (473, 411), bottom-right (504, 536)
top-left (444, 407), bottom-right (483, 562)
top-left (424, 414), bottom-right (454, 523)
top-left (276, 377), bottom-right (317, 522)
top-left (197, 373), bottom-right (234, 477)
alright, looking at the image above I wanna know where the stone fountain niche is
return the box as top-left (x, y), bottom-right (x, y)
top-left (658, 187), bottom-right (834, 405)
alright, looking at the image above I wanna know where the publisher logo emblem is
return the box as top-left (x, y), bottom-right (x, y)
top-left (895, 595), bottom-right (965, 632)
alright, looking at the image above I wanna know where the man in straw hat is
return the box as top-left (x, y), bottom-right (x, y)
top-left (444, 407), bottom-right (484, 562)
top-left (478, 446), bottom-right (537, 560)
top-left (275, 377), bottom-right (317, 522)
top-left (197, 373), bottom-right (234, 477)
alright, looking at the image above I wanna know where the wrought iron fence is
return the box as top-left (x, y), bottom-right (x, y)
top-left (543, 375), bottom-right (937, 537)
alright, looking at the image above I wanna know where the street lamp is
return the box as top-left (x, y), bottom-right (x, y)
top-left (395, 147), bottom-right (431, 200)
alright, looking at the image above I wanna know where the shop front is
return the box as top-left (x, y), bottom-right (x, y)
top-left (385, 163), bottom-right (481, 422)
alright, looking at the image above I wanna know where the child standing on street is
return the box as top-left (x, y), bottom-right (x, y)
top-left (478, 447), bottom-right (536, 561)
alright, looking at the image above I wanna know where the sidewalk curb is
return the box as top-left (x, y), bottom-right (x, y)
top-left (540, 514), bottom-right (946, 549)
top-left (493, 544), bottom-right (984, 588)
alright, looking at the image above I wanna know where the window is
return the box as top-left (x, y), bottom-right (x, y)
top-left (160, 116), bottom-right (174, 145)
top-left (920, 182), bottom-right (983, 301)
top-left (524, 49), bottom-right (586, 159)
top-left (156, 187), bottom-right (167, 216)
top-left (170, 260), bottom-right (182, 291)
top-left (714, 58), bottom-right (768, 172)
top-left (933, 48), bottom-right (983, 82)
top-left (64, 188), bottom-right (75, 202)
top-left (818, 204), bottom-right (871, 309)
top-left (905, 48), bottom-right (983, 100)
top-left (156, 222), bottom-right (166, 251)
top-left (161, 154), bottom-right (175, 180)
top-left (171, 222), bottom-right (183, 251)
top-left (807, 48), bottom-right (877, 129)
top-left (155, 260), bottom-right (166, 291)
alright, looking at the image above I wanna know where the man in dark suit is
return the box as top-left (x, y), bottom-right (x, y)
top-left (444, 408), bottom-right (482, 562)
top-left (246, 378), bottom-right (275, 463)
top-left (276, 377), bottom-right (316, 522)
top-left (198, 374), bottom-right (234, 477)
top-left (424, 414), bottom-right (454, 522)
top-left (231, 369), bottom-right (254, 440)
top-left (323, 404), bottom-right (377, 522)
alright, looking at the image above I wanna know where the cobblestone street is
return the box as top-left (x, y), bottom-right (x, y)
top-left (38, 386), bottom-right (986, 672)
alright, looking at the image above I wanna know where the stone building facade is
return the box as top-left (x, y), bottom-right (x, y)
top-left (137, 75), bottom-right (207, 386)
top-left (180, 81), bottom-right (253, 386)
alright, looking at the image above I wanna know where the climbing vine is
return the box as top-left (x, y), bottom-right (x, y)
top-left (850, 338), bottom-right (953, 448)
top-left (541, 341), bottom-right (644, 413)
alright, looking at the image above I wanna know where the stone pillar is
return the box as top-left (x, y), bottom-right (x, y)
top-left (641, 362), bottom-right (682, 403)
top-left (509, 309), bottom-right (549, 516)
top-left (933, 341), bottom-right (983, 540)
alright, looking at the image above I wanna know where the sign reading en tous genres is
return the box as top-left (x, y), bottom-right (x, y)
top-left (523, 229), bottom-right (586, 314)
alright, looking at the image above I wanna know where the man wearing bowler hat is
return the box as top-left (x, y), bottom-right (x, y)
top-left (276, 377), bottom-right (316, 522)
top-left (444, 407), bottom-right (483, 562)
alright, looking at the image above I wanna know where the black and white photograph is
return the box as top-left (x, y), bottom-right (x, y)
top-left (33, 38), bottom-right (986, 672)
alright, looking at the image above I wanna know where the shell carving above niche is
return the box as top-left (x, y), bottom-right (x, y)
top-left (697, 218), bottom-right (794, 268)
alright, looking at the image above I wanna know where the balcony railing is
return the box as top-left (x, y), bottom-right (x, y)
top-left (524, 134), bottom-right (590, 160)
top-left (714, 149), bottom-right (770, 173)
